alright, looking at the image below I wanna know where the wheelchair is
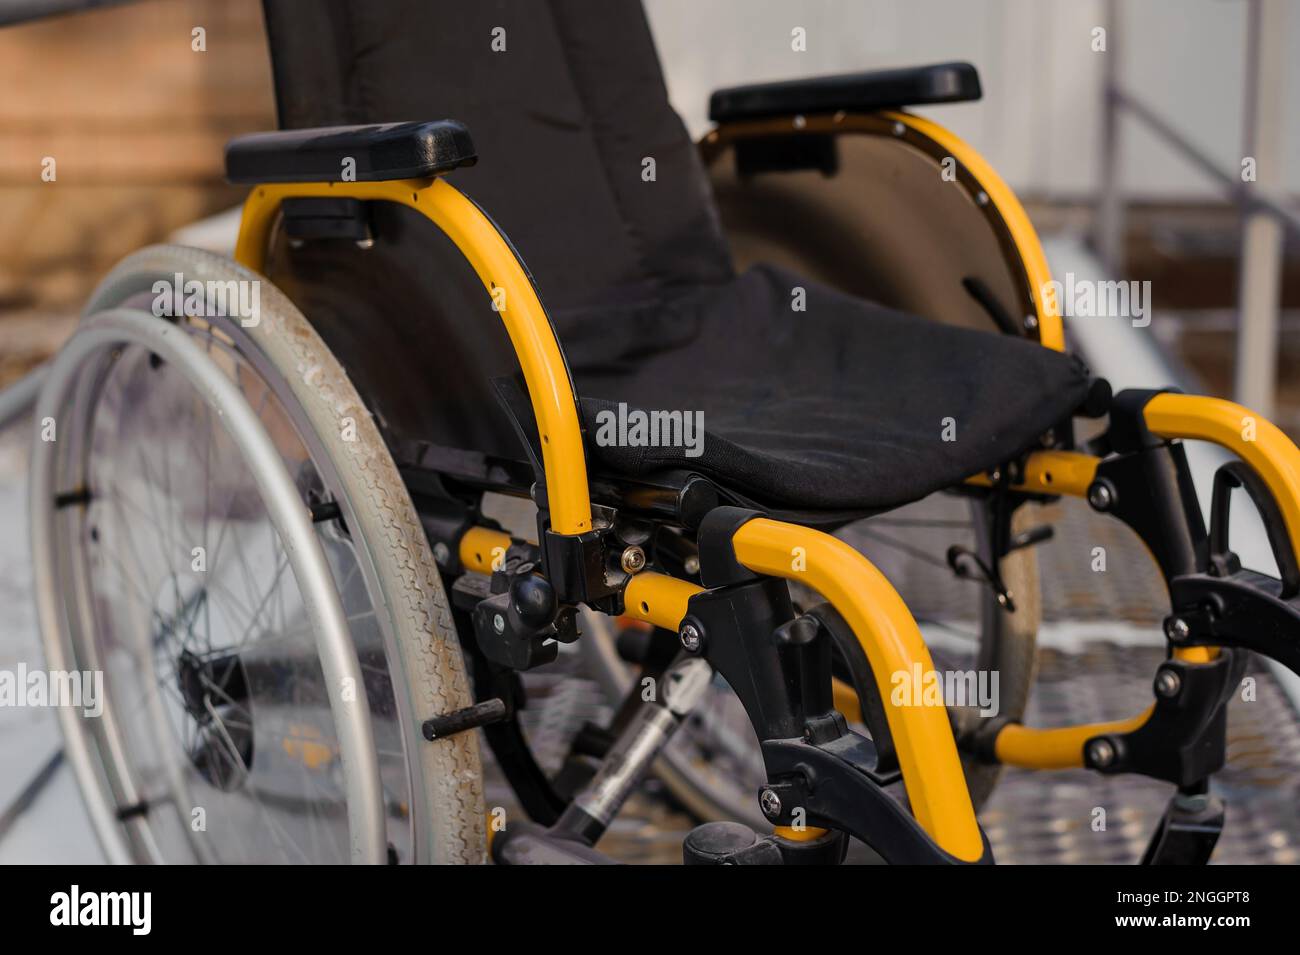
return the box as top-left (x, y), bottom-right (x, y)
top-left (30, 0), bottom-right (1300, 864)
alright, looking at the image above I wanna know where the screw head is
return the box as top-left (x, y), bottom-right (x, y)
top-left (1165, 617), bottom-right (1191, 643)
top-left (679, 622), bottom-right (703, 653)
top-left (620, 545), bottom-right (646, 575)
top-left (1024, 314), bottom-right (1039, 332)
top-left (683, 555), bottom-right (701, 576)
top-left (1154, 668), bottom-right (1182, 699)
top-left (759, 789), bottom-right (782, 819)
top-left (891, 121), bottom-right (906, 136)
top-left (1087, 738), bottom-right (1117, 769)
top-left (433, 542), bottom-right (451, 565)
top-left (1087, 481), bottom-right (1114, 511)
top-left (492, 613), bottom-right (506, 635)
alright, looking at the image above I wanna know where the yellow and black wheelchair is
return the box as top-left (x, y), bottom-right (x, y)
top-left (31, 0), bottom-right (1300, 864)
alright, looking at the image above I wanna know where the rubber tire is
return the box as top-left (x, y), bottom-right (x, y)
top-left (84, 245), bottom-right (486, 864)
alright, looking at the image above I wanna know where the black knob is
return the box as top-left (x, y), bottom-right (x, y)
top-left (510, 574), bottom-right (556, 630)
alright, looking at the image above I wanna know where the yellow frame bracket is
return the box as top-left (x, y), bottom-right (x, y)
top-left (233, 177), bottom-right (594, 535)
top-left (729, 518), bottom-right (984, 862)
top-left (1143, 392), bottom-right (1300, 563)
top-left (625, 523), bottom-right (984, 862)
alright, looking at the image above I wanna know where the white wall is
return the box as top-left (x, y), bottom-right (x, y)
top-left (644, 0), bottom-right (1299, 200)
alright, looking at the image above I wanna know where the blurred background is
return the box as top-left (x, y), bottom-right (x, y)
top-left (0, 0), bottom-right (1297, 863)
top-left (4, 0), bottom-right (1298, 421)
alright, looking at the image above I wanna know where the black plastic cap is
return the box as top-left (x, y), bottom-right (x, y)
top-left (709, 62), bottom-right (981, 124)
top-left (225, 120), bottom-right (477, 185)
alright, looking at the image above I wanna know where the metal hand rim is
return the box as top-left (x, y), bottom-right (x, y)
top-left (29, 307), bottom-right (387, 864)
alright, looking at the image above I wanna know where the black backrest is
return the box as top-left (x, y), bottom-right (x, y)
top-left (262, 0), bottom-right (731, 308)
top-left (258, 0), bottom-right (732, 457)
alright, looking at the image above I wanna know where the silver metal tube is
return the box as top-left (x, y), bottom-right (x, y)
top-left (569, 656), bottom-right (714, 830)
top-left (1233, 0), bottom-right (1287, 419)
top-left (1095, 0), bottom-right (1126, 275)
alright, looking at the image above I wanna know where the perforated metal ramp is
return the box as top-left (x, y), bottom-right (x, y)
top-left (984, 645), bottom-right (1300, 865)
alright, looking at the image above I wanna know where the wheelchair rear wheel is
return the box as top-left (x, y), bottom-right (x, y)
top-left (31, 246), bottom-right (484, 863)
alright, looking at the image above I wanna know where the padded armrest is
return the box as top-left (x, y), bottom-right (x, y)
top-left (708, 62), bottom-right (981, 124)
top-left (225, 120), bottom-right (476, 185)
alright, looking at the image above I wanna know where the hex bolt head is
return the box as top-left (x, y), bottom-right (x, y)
top-left (433, 542), bottom-right (451, 565)
top-left (1154, 668), bottom-right (1182, 699)
top-left (759, 789), bottom-right (782, 819)
top-left (683, 555), bottom-right (701, 576)
top-left (679, 622), bottom-right (703, 653)
top-left (620, 545), bottom-right (646, 575)
top-left (1165, 616), bottom-right (1191, 643)
top-left (1087, 738), bottom-right (1117, 769)
top-left (1087, 480), bottom-right (1114, 512)
top-left (492, 613), bottom-right (506, 635)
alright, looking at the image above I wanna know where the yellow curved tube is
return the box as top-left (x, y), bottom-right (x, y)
top-left (994, 706), bottom-right (1154, 770)
top-left (233, 178), bottom-right (594, 535)
top-left (731, 518), bottom-right (985, 863)
top-left (1144, 393), bottom-right (1300, 565)
top-left (886, 111), bottom-right (1065, 352)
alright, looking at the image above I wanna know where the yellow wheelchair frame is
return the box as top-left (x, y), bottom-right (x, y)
top-left (231, 110), bottom-right (1300, 865)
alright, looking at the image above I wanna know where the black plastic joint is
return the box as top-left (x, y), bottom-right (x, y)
top-left (1076, 377), bottom-right (1114, 419)
top-left (696, 506), bottom-right (766, 588)
top-left (1108, 388), bottom-right (1178, 454)
top-left (969, 715), bottom-right (1015, 764)
top-left (542, 528), bottom-right (616, 606)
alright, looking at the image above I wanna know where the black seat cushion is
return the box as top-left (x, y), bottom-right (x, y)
top-left (560, 265), bottom-right (1090, 512)
top-left (259, 0), bottom-right (1090, 514)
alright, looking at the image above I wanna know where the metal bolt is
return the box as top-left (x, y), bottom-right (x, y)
top-left (1174, 792), bottom-right (1209, 812)
top-left (1165, 616), bottom-right (1191, 643)
top-left (975, 191), bottom-right (990, 207)
top-left (492, 613), bottom-right (506, 634)
top-left (1087, 481), bottom-right (1114, 511)
top-left (891, 121), bottom-right (906, 137)
top-left (759, 789), bottom-right (782, 819)
top-left (793, 114), bottom-right (807, 129)
top-left (433, 542), bottom-right (450, 565)
top-left (1154, 668), bottom-right (1182, 699)
top-left (683, 555), bottom-right (701, 576)
top-left (1024, 314), bottom-right (1039, 332)
top-left (620, 545), bottom-right (646, 575)
top-left (679, 622), bottom-right (703, 653)
top-left (1087, 738), bottom-right (1117, 769)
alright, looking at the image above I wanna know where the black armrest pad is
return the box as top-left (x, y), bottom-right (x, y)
top-left (709, 62), bottom-right (981, 124)
top-left (225, 120), bottom-right (476, 185)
